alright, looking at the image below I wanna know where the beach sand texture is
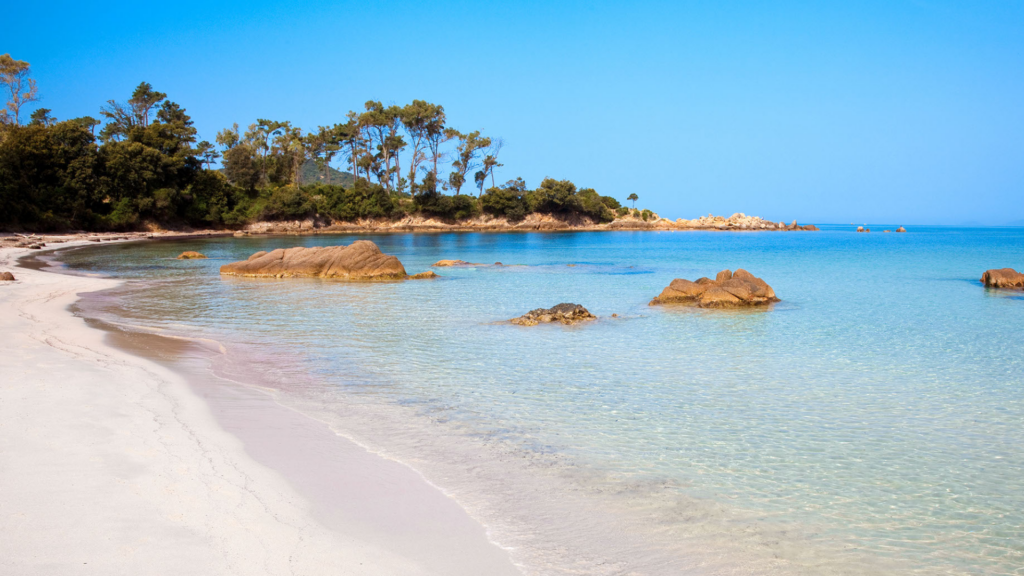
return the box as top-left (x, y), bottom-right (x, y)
top-left (0, 244), bottom-right (519, 576)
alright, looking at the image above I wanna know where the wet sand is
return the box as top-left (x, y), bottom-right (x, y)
top-left (0, 243), bottom-right (519, 576)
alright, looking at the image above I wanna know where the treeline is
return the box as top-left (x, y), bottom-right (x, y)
top-left (0, 55), bottom-right (637, 232)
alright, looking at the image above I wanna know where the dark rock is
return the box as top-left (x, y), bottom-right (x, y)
top-left (0, 271), bottom-right (15, 281)
top-left (510, 303), bottom-right (596, 326)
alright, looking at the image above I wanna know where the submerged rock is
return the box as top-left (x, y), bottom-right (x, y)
top-left (650, 269), bottom-right (779, 308)
top-left (409, 271), bottom-right (440, 279)
top-left (432, 259), bottom-right (483, 267)
top-left (177, 251), bottom-right (207, 260)
top-left (220, 240), bottom-right (407, 280)
top-left (0, 271), bottom-right (15, 281)
top-left (981, 268), bottom-right (1024, 289)
top-left (510, 303), bottom-right (596, 326)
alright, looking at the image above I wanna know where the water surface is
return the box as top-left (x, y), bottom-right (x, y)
top-left (57, 227), bottom-right (1024, 575)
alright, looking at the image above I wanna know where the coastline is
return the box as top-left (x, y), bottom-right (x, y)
top-left (0, 243), bottom-right (520, 575)
top-left (0, 212), bottom-right (818, 247)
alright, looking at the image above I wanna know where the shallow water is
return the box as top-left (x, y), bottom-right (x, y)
top-left (57, 227), bottom-right (1024, 575)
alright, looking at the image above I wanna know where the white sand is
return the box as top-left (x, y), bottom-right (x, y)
top-left (0, 244), bottom-right (520, 576)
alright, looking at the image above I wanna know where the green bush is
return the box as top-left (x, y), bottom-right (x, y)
top-left (413, 190), bottom-right (479, 221)
top-left (481, 184), bottom-right (529, 222)
top-left (641, 209), bottom-right (653, 221)
top-left (601, 195), bottom-right (621, 210)
top-left (616, 206), bottom-right (628, 217)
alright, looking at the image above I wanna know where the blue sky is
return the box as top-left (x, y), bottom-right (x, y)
top-left (8, 0), bottom-right (1024, 224)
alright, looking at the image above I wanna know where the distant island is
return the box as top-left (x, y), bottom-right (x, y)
top-left (0, 58), bottom-right (813, 234)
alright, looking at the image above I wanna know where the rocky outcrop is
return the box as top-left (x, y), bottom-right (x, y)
top-left (857, 226), bottom-right (870, 233)
top-left (650, 269), bottom-right (779, 308)
top-left (981, 268), bottom-right (1024, 289)
top-left (896, 226), bottom-right (906, 233)
top-left (432, 259), bottom-right (483, 267)
top-left (177, 251), bottom-right (207, 259)
top-left (409, 271), bottom-right (439, 279)
top-left (0, 271), bottom-right (15, 281)
top-left (510, 303), bottom-right (596, 326)
top-left (220, 240), bottom-right (407, 280)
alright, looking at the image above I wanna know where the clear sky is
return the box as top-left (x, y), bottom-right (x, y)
top-left (8, 0), bottom-right (1024, 224)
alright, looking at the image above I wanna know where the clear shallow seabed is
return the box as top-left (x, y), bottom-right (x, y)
top-left (56, 226), bottom-right (1023, 575)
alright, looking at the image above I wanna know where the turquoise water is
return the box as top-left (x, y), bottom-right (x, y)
top-left (58, 227), bottom-right (1024, 575)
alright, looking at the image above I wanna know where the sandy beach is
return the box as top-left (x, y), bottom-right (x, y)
top-left (0, 242), bottom-right (520, 576)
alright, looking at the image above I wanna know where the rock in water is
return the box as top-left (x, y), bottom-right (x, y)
top-left (650, 269), bottom-right (779, 308)
top-left (409, 271), bottom-right (439, 279)
top-left (0, 271), bottom-right (15, 281)
top-left (432, 259), bottom-right (483, 267)
top-left (896, 226), bottom-right (906, 233)
top-left (177, 251), bottom-right (207, 260)
top-left (981, 268), bottom-right (1024, 289)
top-left (510, 303), bottom-right (596, 326)
top-left (220, 241), bottom-right (407, 280)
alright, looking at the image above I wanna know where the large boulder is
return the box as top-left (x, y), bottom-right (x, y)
top-left (0, 271), bottom-right (15, 281)
top-left (220, 240), bottom-right (407, 280)
top-left (510, 303), bottom-right (596, 326)
top-left (650, 269), bottom-right (779, 308)
top-left (981, 268), bottom-right (1024, 289)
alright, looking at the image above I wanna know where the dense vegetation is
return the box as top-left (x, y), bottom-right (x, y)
top-left (0, 55), bottom-right (631, 231)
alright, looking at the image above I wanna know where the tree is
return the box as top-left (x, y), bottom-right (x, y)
top-left (216, 123), bottom-right (240, 149)
top-left (359, 101), bottom-right (404, 192)
top-left (99, 82), bottom-right (167, 142)
top-left (400, 100), bottom-right (435, 193)
top-left (0, 54), bottom-right (40, 126)
top-left (246, 119), bottom-right (287, 187)
top-left (71, 116), bottom-right (101, 135)
top-left (481, 137), bottom-right (504, 188)
top-left (448, 130), bottom-right (490, 195)
top-left (627, 193), bottom-right (638, 208)
top-left (29, 108), bottom-right (56, 127)
top-left (423, 104), bottom-right (453, 190)
top-left (128, 82), bottom-right (166, 128)
top-left (194, 141), bottom-right (220, 169)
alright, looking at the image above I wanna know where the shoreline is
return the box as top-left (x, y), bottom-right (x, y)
top-left (0, 243), bottom-right (520, 575)
top-left (0, 212), bottom-right (819, 246)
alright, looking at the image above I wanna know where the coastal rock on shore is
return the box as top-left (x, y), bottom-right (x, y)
top-left (510, 303), bottom-right (596, 326)
top-left (220, 240), bottom-right (408, 280)
top-left (650, 269), bottom-right (779, 308)
top-left (981, 268), bottom-right (1024, 289)
top-left (176, 251), bottom-right (207, 259)
top-left (1, 271), bottom-right (15, 281)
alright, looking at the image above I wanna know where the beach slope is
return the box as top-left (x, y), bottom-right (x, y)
top-left (0, 246), bottom-right (518, 576)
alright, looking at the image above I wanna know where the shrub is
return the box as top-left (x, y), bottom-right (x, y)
top-left (616, 206), bottom-right (628, 217)
top-left (481, 183), bottom-right (529, 222)
top-left (641, 209), bottom-right (653, 221)
top-left (413, 190), bottom-right (480, 221)
top-left (600, 195), bottom-right (621, 210)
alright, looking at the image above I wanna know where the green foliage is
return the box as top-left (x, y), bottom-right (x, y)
top-left (414, 190), bottom-right (480, 221)
top-left (616, 206), bottom-right (628, 217)
top-left (481, 178), bottom-right (529, 222)
top-left (525, 178), bottom-right (613, 223)
top-left (600, 195), bottom-right (621, 210)
top-left (641, 209), bottom-right (653, 221)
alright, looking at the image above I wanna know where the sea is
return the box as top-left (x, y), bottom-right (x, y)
top-left (50, 225), bottom-right (1024, 575)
